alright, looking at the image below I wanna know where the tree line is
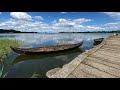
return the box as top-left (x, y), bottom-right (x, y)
top-left (0, 29), bottom-right (37, 33)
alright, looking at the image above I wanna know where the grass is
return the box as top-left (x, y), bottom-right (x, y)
top-left (0, 39), bottom-right (23, 78)
top-left (0, 39), bottom-right (23, 61)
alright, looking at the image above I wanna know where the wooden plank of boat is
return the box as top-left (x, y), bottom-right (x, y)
top-left (10, 41), bottom-right (83, 55)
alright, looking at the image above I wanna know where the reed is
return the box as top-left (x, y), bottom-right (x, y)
top-left (0, 39), bottom-right (23, 78)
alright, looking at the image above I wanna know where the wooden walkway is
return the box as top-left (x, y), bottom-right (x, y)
top-left (46, 36), bottom-right (120, 78)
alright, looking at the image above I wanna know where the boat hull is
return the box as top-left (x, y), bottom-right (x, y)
top-left (11, 41), bottom-right (83, 55)
top-left (93, 38), bottom-right (104, 46)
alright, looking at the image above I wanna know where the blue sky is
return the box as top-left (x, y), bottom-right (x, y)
top-left (0, 12), bottom-right (120, 32)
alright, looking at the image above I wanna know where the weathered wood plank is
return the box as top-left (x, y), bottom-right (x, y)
top-left (99, 48), bottom-right (120, 55)
top-left (67, 74), bottom-right (76, 78)
top-left (72, 66), bottom-right (96, 78)
top-left (91, 54), bottom-right (120, 66)
top-left (105, 42), bottom-right (120, 45)
top-left (46, 68), bottom-right (61, 78)
top-left (77, 64), bottom-right (116, 78)
top-left (109, 40), bottom-right (120, 42)
top-left (102, 44), bottom-right (120, 50)
top-left (83, 59), bottom-right (120, 77)
top-left (106, 36), bottom-right (120, 40)
top-left (91, 53), bottom-right (120, 65)
top-left (101, 45), bottom-right (120, 50)
top-left (106, 37), bottom-right (120, 40)
top-left (86, 56), bottom-right (120, 70)
top-left (93, 50), bottom-right (120, 59)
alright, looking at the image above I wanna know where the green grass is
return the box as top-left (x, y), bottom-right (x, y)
top-left (0, 39), bottom-right (23, 60)
top-left (0, 39), bottom-right (23, 78)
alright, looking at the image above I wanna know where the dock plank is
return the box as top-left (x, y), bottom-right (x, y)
top-left (93, 50), bottom-right (120, 59)
top-left (83, 59), bottom-right (120, 77)
top-left (87, 56), bottom-right (120, 70)
top-left (102, 45), bottom-right (120, 50)
top-left (91, 54), bottom-right (120, 65)
top-left (99, 48), bottom-right (120, 55)
top-left (67, 74), bottom-right (76, 78)
top-left (76, 64), bottom-right (116, 78)
top-left (105, 42), bottom-right (120, 45)
top-left (72, 66), bottom-right (96, 78)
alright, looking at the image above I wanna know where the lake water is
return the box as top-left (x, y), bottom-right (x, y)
top-left (0, 33), bottom-right (113, 78)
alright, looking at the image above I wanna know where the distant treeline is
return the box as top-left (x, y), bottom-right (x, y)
top-left (59, 30), bottom-right (120, 33)
top-left (0, 29), bottom-right (37, 33)
top-left (1, 29), bottom-right (120, 33)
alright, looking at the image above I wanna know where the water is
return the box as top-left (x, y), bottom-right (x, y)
top-left (0, 33), bottom-right (113, 78)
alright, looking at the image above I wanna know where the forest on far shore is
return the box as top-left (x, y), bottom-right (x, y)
top-left (0, 29), bottom-right (120, 33)
top-left (0, 29), bottom-right (37, 33)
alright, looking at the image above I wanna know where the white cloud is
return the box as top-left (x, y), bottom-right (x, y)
top-left (102, 12), bottom-right (120, 20)
top-left (51, 18), bottom-right (106, 32)
top-left (52, 18), bottom-right (92, 28)
top-left (10, 12), bottom-right (32, 20)
top-left (34, 16), bottom-right (44, 20)
top-left (0, 12), bottom-right (2, 15)
top-left (53, 18), bottom-right (75, 27)
top-left (0, 19), bottom-right (51, 32)
top-left (102, 22), bottom-right (120, 30)
top-left (73, 18), bottom-right (92, 24)
top-left (85, 26), bottom-right (105, 30)
top-left (104, 22), bottom-right (120, 26)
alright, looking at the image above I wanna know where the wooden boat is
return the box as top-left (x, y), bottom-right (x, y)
top-left (10, 41), bottom-right (83, 55)
top-left (93, 38), bottom-right (104, 46)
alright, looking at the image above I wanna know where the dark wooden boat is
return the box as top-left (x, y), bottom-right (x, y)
top-left (93, 38), bottom-right (104, 46)
top-left (94, 38), bottom-right (104, 42)
top-left (10, 41), bottom-right (83, 55)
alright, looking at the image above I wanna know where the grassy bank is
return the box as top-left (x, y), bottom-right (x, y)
top-left (0, 39), bottom-right (22, 61)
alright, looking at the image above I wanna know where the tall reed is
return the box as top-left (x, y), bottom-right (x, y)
top-left (0, 39), bottom-right (23, 78)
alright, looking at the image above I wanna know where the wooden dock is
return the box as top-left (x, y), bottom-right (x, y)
top-left (46, 36), bottom-right (120, 78)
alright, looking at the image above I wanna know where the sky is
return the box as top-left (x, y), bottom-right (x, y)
top-left (0, 12), bottom-right (120, 32)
